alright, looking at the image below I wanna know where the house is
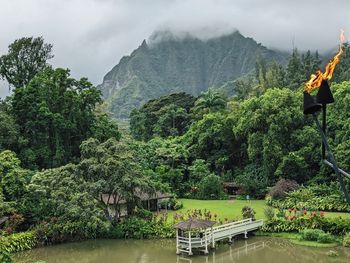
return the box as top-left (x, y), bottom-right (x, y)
top-left (101, 191), bottom-right (173, 218)
top-left (223, 182), bottom-right (240, 197)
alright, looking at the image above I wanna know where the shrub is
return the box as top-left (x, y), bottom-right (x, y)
top-left (267, 183), bottom-right (350, 212)
top-left (198, 174), bottom-right (226, 200)
top-left (262, 216), bottom-right (350, 235)
top-left (300, 229), bottom-right (325, 241)
top-left (264, 206), bottom-right (275, 221)
top-left (134, 208), bottom-right (153, 220)
top-left (0, 231), bottom-right (37, 262)
top-left (242, 206), bottom-right (256, 220)
top-left (343, 233), bottom-right (350, 247)
top-left (269, 178), bottom-right (299, 199)
top-left (299, 229), bottom-right (334, 243)
top-left (235, 164), bottom-right (269, 199)
top-left (110, 215), bottom-right (174, 239)
top-left (168, 197), bottom-right (183, 210)
top-left (35, 220), bottom-right (110, 244)
top-left (317, 232), bottom-right (335, 243)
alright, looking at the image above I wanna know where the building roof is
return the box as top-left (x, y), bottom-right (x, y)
top-left (101, 191), bottom-right (173, 205)
top-left (223, 182), bottom-right (238, 187)
top-left (174, 218), bottom-right (216, 230)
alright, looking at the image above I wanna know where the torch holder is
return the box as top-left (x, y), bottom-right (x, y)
top-left (312, 113), bottom-right (350, 205)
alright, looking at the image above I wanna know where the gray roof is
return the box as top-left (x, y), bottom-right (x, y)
top-left (101, 191), bottom-right (172, 205)
top-left (174, 218), bottom-right (216, 230)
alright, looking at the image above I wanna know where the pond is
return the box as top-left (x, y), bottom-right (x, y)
top-left (14, 237), bottom-right (350, 263)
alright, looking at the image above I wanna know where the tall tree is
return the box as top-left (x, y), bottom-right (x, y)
top-left (130, 92), bottom-right (195, 141)
top-left (285, 48), bottom-right (304, 90)
top-left (11, 68), bottom-right (102, 168)
top-left (0, 37), bottom-right (53, 88)
top-left (0, 111), bottom-right (20, 151)
top-left (192, 89), bottom-right (227, 118)
top-left (78, 138), bottom-right (152, 218)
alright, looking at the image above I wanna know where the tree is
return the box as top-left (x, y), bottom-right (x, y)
top-left (233, 88), bottom-right (320, 184)
top-left (92, 113), bottom-right (121, 142)
top-left (183, 112), bottom-right (236, 172)
top-left (327, 81), bottom-right (350, 172)
top-left (235, 164), bottom-right (269, 198)
top-left (301, 50), bottom-right (321, 80)
top-left (130, 92), bottom-right (195, 140)
top-left (0, 150), bottom-right (29, 202)
top-left (153, 104), bottom-right (190, 137)
top-left (0, 37), bottom-right (53, 88)
top-left (11, 68), bottom-right (102, 168)
top-left (285, 48), bottom-right (304, 90)
top-left (78, 138), bottom-right (152, 218)
top-left (198, 174), bottom-right (225, 200)
top-left (23, 164), bottom-right (109, 239)
top-left (188, 159), bottom-right (211, 183)
top-left (192, 89), bottom-right (227, 118)
top-left (0, 111), bottom-right (20, 151)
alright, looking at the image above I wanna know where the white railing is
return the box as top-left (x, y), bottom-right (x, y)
top-left (178, 235), bottom-right (213, 248)
top-left (176, 218), bottom-right (264, 254)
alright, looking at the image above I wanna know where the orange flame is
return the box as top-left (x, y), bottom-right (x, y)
top-left (304, 30), bottom-right (345, 93)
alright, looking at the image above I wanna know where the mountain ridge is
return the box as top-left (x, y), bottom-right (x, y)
top-left (98, 30), bottom-right (288, 119)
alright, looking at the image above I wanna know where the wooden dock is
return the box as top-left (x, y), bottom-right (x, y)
top-left (176, 218), bottom-right (263, 255)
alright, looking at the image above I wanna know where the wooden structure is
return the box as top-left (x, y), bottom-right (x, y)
top-left (174, 218), bottom-right (216, 255)
top-left (101, 191), bottom-right (172, 218)
top-left (174, 218), bottom-right (263, 256)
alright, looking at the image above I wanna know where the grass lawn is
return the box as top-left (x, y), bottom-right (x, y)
top-left (166, 199), bottom-right (350, 221)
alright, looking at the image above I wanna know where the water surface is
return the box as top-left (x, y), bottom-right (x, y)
top-left (14, 237), bottom-right (350, 263)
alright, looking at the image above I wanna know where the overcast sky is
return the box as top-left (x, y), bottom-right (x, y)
top-left (1, 0), bottom-right (350, 99)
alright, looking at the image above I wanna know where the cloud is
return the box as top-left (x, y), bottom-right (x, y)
top-left (0, 0), bottom-right (349, 99)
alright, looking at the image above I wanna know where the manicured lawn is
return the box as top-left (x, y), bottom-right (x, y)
top-left (166, 199), bottom-right (350, 221)
top-left (168, 199), bottom-right (266, 221)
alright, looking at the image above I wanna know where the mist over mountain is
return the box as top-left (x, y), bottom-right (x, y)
top-left (98, 30), bottom-right (288, 119)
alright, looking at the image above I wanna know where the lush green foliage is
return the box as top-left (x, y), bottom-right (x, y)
top-left (22, 164), bottom-right (109, 232)
top-left (299, 229), bottom-right (335, 243)
top-left (0, 36), bottom-right (53, 88)
top-left (11, 68), bottom-right (103, 168)
top-left (0, 111), bottom-right (19, 152)
top-left (130, 92), bottom-right (195, 140)
top-left (0, 231), bottom-right (37, 262)
top-left (267, 183), bottom-right (350, 212)
top-left (197, 174), bottom-right (226, 200)
top-left (1, 35), bottom-right (350, 254)
top-left (78, 138), bottom-right (156, 218)
top-left (343, 232), bottom-right (350, 247)
top-left (110, 215), bottom-right (174, 239)
top-left (262, 211), bottom-right (350, 235)
top-left (242, 206), bottom-right (256, 220)
top-left (0, 150), bottom-right (31, 220)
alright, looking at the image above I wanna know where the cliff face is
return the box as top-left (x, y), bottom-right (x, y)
top-left (98, 31), bottom-right (287, 119)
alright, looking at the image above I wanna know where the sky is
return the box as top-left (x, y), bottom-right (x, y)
top-left (1, 0), bottom-right (350, 99)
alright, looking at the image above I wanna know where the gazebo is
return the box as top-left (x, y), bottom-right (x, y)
top-left (174, 218), bottom-right (216, 255)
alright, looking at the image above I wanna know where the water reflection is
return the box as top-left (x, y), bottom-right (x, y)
top-left (14, 237), bottom-right (350, 263)
top-left (177, 241), bottom-right (265, 263)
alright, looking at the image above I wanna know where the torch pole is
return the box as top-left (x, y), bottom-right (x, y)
top-left (322, 104), bottom-right (326, 160)
top-left (312, 113), bottom-right (350, 205)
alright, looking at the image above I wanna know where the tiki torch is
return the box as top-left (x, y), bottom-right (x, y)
top-left (303, 32), bottom-right (350, 205)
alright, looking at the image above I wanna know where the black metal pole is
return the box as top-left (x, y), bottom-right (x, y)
top-left (322, 104), bottom-right (326, 159)
top-left (312, 113), bottom-right (350, 205)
